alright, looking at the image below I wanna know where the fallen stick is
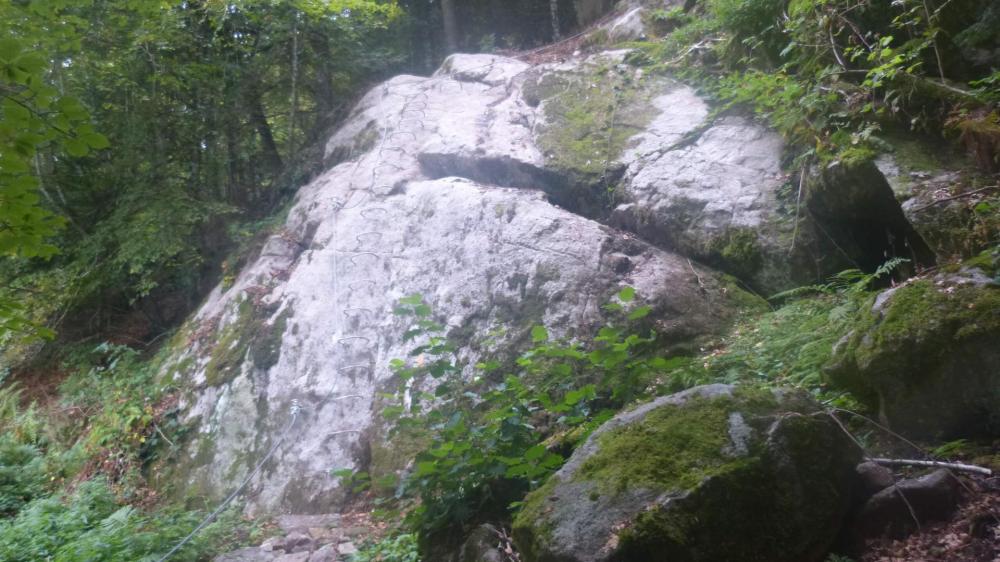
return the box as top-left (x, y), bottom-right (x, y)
top-left (870, 457), bottom-right (993, 477)
top-left (911, 184), bottom-right (998, 213)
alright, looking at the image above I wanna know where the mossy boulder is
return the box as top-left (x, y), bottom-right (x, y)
top-left (826, 270), bottom-right (1000, 438)
top-left (512, 384), bottom-right (858, 562)
top-left (875, 134), bottom-right (998, 261)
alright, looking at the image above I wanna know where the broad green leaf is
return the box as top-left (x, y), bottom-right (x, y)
top-left (530, 325), bottom-right (548, 343)
top-left (523, 444), bottom-right (546, 461)
top-left (627, 306), bottom-right (651, 321)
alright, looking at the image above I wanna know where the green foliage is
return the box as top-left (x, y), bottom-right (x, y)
top-left (708, 0), bottom-right (786, 63)
top-left (0, 0), bottom-right (409, 347)
top-left (658, 295), bottom-right (861, 405)
top-left (769, 257), bottom-right (911, 299)
top-left (0, 436), bottom-right (47, 518)
top-left (653, 263), bottom-right (908, 405)
top-left (382, 288), bottom-right (667, 536)
top-left (351, 533), bottom-right (421, 562)
top-left (0, 339), bottom-right (252, 560)
top-left (930, 438), bottom-right (972, 458)
top-left (639, 0), bottom-right (1000, 165)
top-left (375, 279), bottom-right (879, 543)
top-left (0, 478), bottom-right (246, 562)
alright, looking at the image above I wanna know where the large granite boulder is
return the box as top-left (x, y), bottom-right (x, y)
top-left (152, 54), bottom-right (748, 514)
top-left (152, 46), bottom-right (933, 516)
top-left (826, 269), bottom-right (1000, 438)
top-left (511, 384), bottom-right (859, 562)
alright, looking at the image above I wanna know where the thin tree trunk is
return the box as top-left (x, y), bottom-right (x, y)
top-left (550, 0), bottom-right (561, 41)
top-left (288, 11), bottom-right (300, 173)
top-left (441, 0), bottom-right (459, 53)
top-left (248, 87), bottom-right (283, 175)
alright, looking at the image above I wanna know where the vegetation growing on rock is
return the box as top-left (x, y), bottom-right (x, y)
top-left (511, 385), bottom-right (859, 562)
top-left (826, 271), bottom-right (1000, 437)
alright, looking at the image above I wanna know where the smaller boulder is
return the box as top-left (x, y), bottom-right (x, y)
top-left (512, 384), bottom-right (859, 562)
top-left (458, 524), bottom-right (506, 562)
top-left (214, 547), bottom-right (276, 562)
top-left (307, 544), bottom-right (338, 562)
top-left (854, 469), bottom-right (961, 539)
top-left (855, 462), bottom-right (895, 498)
top-left (826, 271), bottom-right (1000, 438)
top-left (260, 537), bottom-right (286, 553)
top-left (284, 531), bottom-right (315, 554)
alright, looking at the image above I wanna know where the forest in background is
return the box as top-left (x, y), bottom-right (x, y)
top-left (0, 0), bottom-right (582, 367)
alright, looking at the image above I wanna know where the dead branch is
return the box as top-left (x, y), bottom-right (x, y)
top-left (870, 458), bottom-right (993, 477)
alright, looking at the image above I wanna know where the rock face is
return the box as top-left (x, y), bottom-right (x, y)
top-left (156, 54), bottom-right (745, 514)
top-left (826, 269), bottom-right (1000, 438)
top-left (521, 52), bottom-right (931, 293)
top-left (876, 136), bottom-right (997, 261)
top-left (212, 513), bottom-right (362, 562)
top-left (511, 384), bottom-right (859, 562)
top-left (156, 44), bottom-right (928, 515)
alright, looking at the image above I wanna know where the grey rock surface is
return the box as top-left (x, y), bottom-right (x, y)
top-left (277, 514), bottom-right (341, 534)
top-left (307, 544), bottom-right (338, 562)
top-left (458, 524), bottom-right (507, 562)
top-left (876, 141), bottom-right (992, 260)
top-left (855, 461), bottom-right (895, 498)
top-left (156, 53), bottom-right (742, 515)
top-left (855, 469), bottom-right (961, 539)
top-left (214, 548), bottom-right (276, 562)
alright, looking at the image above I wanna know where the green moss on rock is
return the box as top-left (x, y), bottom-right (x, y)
top-left (203, 299), bottom-right (291, 387)
top-left (523, 59), bottom-right (661, 211)
top-left (705, 228), bottom-right (764, 279)
top-left (826, 273), bottom-right (1000, 437)
top-left (577, 391), bottom-right (767, 495)
top-left (513, 385), bottom-right (858, 562)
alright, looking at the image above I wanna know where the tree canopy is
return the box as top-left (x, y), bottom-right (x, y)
top-left (1, 0), bottom-right (407, 350)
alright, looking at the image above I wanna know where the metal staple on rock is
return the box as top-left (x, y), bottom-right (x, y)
top-left (155, 400), bottom-right (302, 562)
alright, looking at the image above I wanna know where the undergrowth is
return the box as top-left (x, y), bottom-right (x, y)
top-left (0, 341), bottom-right (258, 560)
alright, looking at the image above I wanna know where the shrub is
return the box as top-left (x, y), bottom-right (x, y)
top-left (0, 436), bottom-right (47, 518)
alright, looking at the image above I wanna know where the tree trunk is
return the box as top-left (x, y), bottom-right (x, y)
top-left (551, 0), bottom-right (561, 41)
top-left (441, 0), bottom-right (459, 53)
top-left (247, 87), bottom-right (283, 176)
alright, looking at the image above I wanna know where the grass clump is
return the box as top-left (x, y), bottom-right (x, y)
top-left (0, 479), bottom-right (248, 562)
top-left (654, 295), bottom-right (861, 404)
